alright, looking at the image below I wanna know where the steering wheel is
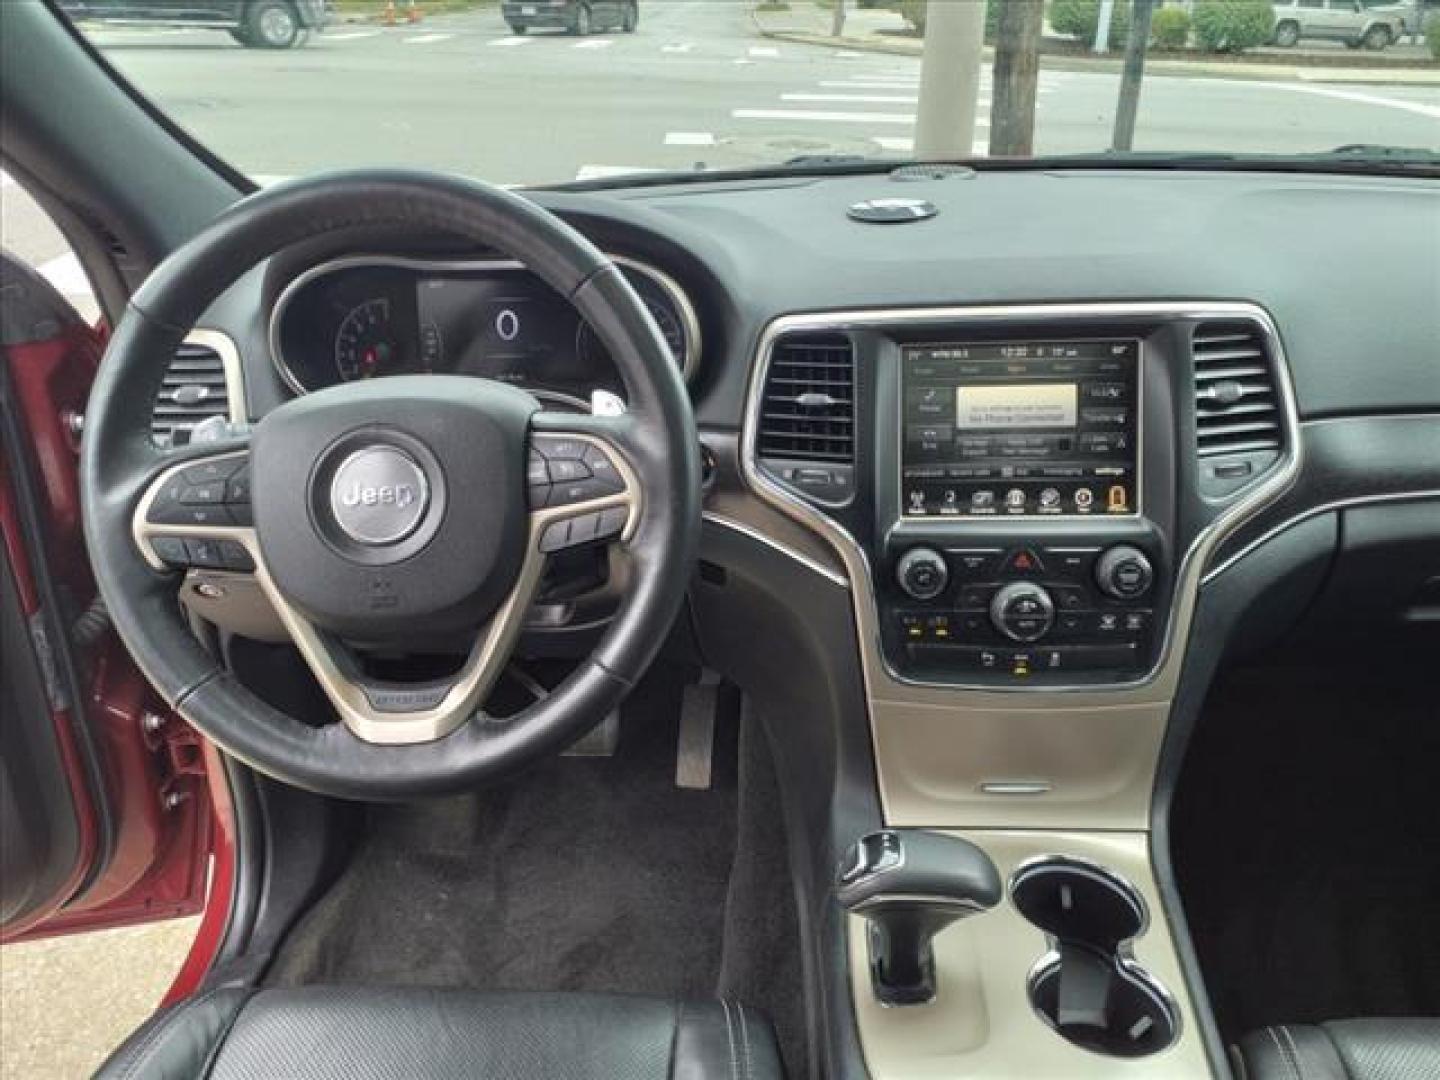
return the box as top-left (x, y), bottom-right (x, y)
top-left (80, 171), bottom-right (701, 800)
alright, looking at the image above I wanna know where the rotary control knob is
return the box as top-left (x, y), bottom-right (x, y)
top-left (989, 582), bottom-right (1055, 643)
top-left (896, 547), bottom-right (949, 601)
top-left (1095, 545), bottom-right (1154, 600)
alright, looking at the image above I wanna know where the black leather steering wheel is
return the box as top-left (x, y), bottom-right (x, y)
top-left (81, 170), bottom-right (700, 800)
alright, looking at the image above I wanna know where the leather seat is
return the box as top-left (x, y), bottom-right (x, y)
top-left (1234, 1019), bottom-right (1440, 1080)
top-left (95, 986), bottom-right (784, 1080)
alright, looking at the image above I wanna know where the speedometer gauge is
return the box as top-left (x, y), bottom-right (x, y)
top-left (334, 298), bottom-right (399, 381)
top-left (575, 265), bottom-right (697, 378)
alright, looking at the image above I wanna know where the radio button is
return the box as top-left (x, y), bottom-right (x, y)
top-left (958, 583), bottom-right (998, 610)
top-left (950, 549), bottom-right (1002, 577)
top-left (1096, 545), bottom-right (1154, 599)
top-left (896, 547), bottom-right (949, 601)
top-left (1051, 585), bottom-right (1088, 610)
top-left (990, 582), bottom-right (1055, 643)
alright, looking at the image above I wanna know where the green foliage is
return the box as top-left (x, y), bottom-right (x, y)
top-left (1191, 0), bottom-right (1276, 53)
top-left (1427, 16), bottom-right (1440, 60)
top-left (1150, 6), bottom-right (1192, 49)
top-left (1048, 0), bottom-right (1130, 49)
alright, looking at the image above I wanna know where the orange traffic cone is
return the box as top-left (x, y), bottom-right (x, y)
top-left (381, 1), bottom-right (396, 27)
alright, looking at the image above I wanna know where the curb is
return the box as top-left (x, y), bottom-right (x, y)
top-left (758, 28), bottom-right (1440, 87)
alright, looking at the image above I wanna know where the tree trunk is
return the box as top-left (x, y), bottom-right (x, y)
top-left (989, 0), bottom-right (1044, 157)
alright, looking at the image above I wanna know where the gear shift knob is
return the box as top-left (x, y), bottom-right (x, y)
top-left (838, 830), bottom-right (1002, 1005)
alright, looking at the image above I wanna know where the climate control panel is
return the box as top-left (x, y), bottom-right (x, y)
top-left (883, 542), bottom-right (1160, 682)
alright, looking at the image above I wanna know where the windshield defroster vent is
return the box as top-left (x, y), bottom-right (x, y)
top-left (1191, 321), bottom-right (1284, 497)
top-left (757, 334), bottom-right (856, 504)
top-left (152, 341), bottom-right (230, 447)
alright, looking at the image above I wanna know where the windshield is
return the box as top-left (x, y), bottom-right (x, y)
top-left (60, 0), bottom-right (1440, 185)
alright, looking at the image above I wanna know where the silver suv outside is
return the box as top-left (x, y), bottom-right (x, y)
top-left (1270, 0), bottom-right (1409, 49)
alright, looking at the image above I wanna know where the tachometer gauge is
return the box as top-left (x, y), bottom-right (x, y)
top-left (334, 298), bottom-right (398, 381)
top-left (577, 293), bottom-right (689, 374)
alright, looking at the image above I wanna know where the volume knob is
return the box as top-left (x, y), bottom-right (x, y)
top-left (896, 547), bottom-right (949, 601)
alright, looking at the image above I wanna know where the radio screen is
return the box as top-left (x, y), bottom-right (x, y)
top-left (901, 340), bottom-right (1139, 518)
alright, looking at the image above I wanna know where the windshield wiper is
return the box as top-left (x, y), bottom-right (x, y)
top-left (1312, 143), bottom-right (1440, 166)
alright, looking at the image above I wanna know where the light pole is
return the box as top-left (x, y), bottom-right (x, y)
top-left (831, 0), bottom-right (845, 38)
top-left (914, 0), bottom-right (987, 160)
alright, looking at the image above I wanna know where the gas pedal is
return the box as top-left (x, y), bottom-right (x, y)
top-left (675, 669), bottom-right (722, 790)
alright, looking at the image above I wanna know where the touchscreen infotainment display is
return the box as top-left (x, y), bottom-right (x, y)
top-left (901, 340), bottom-right (1139, 518)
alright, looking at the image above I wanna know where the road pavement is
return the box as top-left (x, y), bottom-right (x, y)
top-left (5, 0), bottom-right (1439, 307)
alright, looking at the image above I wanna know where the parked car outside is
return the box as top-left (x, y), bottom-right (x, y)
top-left (1270, 0), bottom-right (1410, 49)
top-left (500, 0), bottom-right (638, 36)
top-left (56, 0), bottom-right (328, 49)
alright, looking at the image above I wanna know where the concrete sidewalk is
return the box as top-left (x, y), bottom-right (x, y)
top-left (751, 2), bottom-right (1440, 86)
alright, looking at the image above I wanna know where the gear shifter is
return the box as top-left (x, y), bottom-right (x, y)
top-left (837, 830), bottom-right (1002, 1005)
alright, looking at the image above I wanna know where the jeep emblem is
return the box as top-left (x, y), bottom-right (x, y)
top-left (328, 446), bottom-right (430, 546)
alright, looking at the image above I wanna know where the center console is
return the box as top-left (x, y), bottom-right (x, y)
top-left (888, 338), bottom-right (1160, 683)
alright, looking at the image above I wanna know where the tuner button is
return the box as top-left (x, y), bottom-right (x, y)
top-left (990, 582), bottom-right (1055, 643)
top-left (897, 548), bottom-right (949, 601)
top-left (1095, 545), bottom-right (1154, 600)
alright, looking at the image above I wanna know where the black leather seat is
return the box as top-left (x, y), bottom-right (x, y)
top-left (1234, 1019), bottom-right (1440, 1080)
top-left (95, 986), bottom-right (784, 1080)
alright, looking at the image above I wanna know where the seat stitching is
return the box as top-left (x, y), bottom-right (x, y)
top-left (1267, 1025), bottom-right (1302, 1080)
top-left (116, 986), bottom-right (227, 1080)
top-left (737, 1005), bottom-right (752, 1080)
top-left (719, 998), bottom-right (739, 1080)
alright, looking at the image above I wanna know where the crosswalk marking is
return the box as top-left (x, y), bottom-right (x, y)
top-left (665, 131), bottom-right (717, 146)
top-left (747, 46), bottom-right (779, 57)
top-left (574, 164), bottom-right (652, 180)
top-left (661, 42), bottom-right (694, 53)
top-left (733, 108), bottom-right (915, 126)
top-left (573, 39), bottom-right (613, 49)
top-left (326, 30), bottom-right (380, 41)
top-left (872, 136), bottom-right (990, 155)
top-left (403, 33), bottom-right (454, 45)
top-left (783, 92), bottom-right (918, 105)
top-left (487, 35), bottom-right (533, 46)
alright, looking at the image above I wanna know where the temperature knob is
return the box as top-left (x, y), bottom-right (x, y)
top-left (1095, 546), bottom-right (1154, 600)
top-left (896, 548), bottom-right (949, 601)
top-left (990, 582), bottom-right (1055, 643)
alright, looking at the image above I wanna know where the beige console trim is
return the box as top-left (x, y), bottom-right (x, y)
top-left (740, 302), bottom-right (1302, 829)
top-left (849, 830), bottom-right (1212, 1079)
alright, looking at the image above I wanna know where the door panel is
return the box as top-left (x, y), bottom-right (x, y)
top-left (0, 250), bottom-right (213, 943)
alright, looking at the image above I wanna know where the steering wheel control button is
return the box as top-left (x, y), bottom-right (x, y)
top-left (896, 547), bottom-right (949, 601)
top-left (990, 582), bottom-right (1056, 643)
top-left (150, 536), bottom-right (190, 567)
top-left (215, 540), bottom-right (255, 572)
top-left (546, 457), bottom-right (591, 483)
top-left (1095, 545), bottom-right (1154, 600)
top-left (185, 538), bottom-right (226, 569)
top-left (596, 507), bottom-right (627, 539)
top-left (532, 436), bottom-right (589, 462)
top-left (547, 477), bottom-right (612, 507)
top-left (539, 519), bottom-right (572, 553)
top-left (181, 459), bottom-right (242, 485)
top-left (328, 445), bottom-right (430, 546)
top-left (568, 513), bottom-right (600, 545)
top-left (582, 445), bottom-right (625, 492)
top-left (179, 479), bottom-right (227, 505)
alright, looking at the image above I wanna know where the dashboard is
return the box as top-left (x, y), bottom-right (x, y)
top-left (269, 255), bottom-right (700, 407)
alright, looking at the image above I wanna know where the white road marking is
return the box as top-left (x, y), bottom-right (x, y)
top-left (661, 42), bottom-right (694, 53)
top-left (784, 92), bottom-right (918, 105)
top-left (573, 38), bottom-right (613, 49)
top-left (734, 108), bottom-right (916, 126)
top-left (325, 30), bottom-right (381, 41)
top-left (665, 131), bottom-right (717, 146)
top-left (732, 57), bottom-right (755, 65)
top-left (574, 164), bottom-right (652, 180)
top-left (1275, 82), bottom-right (1440, 120)
top-left (818, 80), bottom-right (920, 90)
top-left (488, 35), bottom-right (533, 46)
top-left (834, 50), bottom-right (864, 58)
top-left (748, 46), bottom-right (779, 57)
top-left (403, 33), bottom-right (454, 45)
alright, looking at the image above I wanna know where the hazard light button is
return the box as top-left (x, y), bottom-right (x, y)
top-left (1001, 548), bottom-right (1046, 576)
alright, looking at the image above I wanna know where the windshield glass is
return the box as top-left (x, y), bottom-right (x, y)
top-left (60, 0), bottom-right (1440, 185)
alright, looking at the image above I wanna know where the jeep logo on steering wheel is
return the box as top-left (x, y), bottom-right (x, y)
top-left (328, 445), bottom-right (430, 546)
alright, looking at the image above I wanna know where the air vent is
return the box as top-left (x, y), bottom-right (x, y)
top-left (758, 334), bottom-right (856, 504)
top-left (152, 341), bottom-right (230, 447)
top-left (1192, 322), bottom-right (1282, 458)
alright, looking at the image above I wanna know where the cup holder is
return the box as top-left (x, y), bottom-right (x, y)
top-left (1011, 857), bottom-right (1179, 1058)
